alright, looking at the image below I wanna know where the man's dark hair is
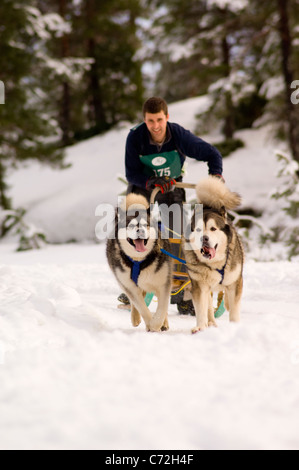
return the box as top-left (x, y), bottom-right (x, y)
top-left (143, 97), bottom-right (168, 117)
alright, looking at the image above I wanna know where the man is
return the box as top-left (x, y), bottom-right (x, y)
top-left (120, 97), bottom-right (224, 314)
top-left (126, 96), bottom-right (223, 198)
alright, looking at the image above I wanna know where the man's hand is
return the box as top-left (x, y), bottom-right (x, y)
top-left (213, 174), bottom-right (225, 183)
top-left (146, 176), bottom-right (176, 194)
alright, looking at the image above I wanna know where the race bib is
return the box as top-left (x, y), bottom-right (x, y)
top-left (140, 150), bottom-right (182, 178)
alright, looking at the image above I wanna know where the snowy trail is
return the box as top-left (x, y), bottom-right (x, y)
top-left (0, 243), bottom-right (299, 450)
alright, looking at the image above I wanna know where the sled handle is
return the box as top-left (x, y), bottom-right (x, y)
top-left (150, 186), bottom-right (162, 205)
top-left (175, 182), bottom-right (197, 190)
top-left (150, 182), bottom-right (197, 205)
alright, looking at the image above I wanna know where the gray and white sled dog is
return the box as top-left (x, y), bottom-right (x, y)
top-left (183, 177), bottom-right (245, 334)
top-left (106, 193), bottom-right (173, 332)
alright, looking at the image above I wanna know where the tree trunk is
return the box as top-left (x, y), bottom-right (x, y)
top-left (59, 0), bottom-right (72, 146)
top-left (222, 35), bottom-right (235, 140)
top-left (0, 160), bottom-right (12, 237)
top-left (0, 161), bottom-right (11, 211)
top-left (85, 0), bottom-right (106, 132)
top-left (277, 0), bottom-right (299, 164)
top-left (88, 37), bottom-right (106, 131)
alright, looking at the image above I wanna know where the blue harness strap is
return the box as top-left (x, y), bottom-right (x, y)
top-left (160, 248), bottom-right (186, 264)
top-left (128, 249), bottom-right (228, 286)
top-left (216, 250), bottom-right (229, 285)
top-left (128, 257), bottom-right (143, 285)
top-left (216, 266), bottom-right (226, 285)
top-left (161, 247), bottom-right (228, 285)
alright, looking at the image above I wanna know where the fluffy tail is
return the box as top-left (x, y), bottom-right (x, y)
top-left (196, 177), bottom-right (242, 211)
top-left (120, 193), bottom-right (149, 212)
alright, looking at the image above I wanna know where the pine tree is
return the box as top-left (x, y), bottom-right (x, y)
top-left (68, 0), bottom-right (145, 139)
top-left (276, 0), bottom-right (299, 165)
top-left (0, 0), bottom-right (66, 237)
top-left (272, 151), bottom-right (299, 259)
top-left (237, 0), bottom-right (299, 162)
top-left (145, 0), bottom-right (261, 141)
top-left (37, 0), bottom-right (94, 146)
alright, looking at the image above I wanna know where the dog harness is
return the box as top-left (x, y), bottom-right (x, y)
top-left (216, 266), bottom-right (226, 285)
top-left (126, 247), bottom-right (229, 287)
top-left (127, 249), bottom-right (177, 286)
top-left (126, 256), bottom-right (143, 285)
top-left (216, 249), bottom-right (230, 285)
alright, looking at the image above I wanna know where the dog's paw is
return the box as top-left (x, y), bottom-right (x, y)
top-left (191, 325), bottom-right (208, 335)
top-left (149, 324), bottom-right (161, 333)
top-left (149, 317), bottom-right (164, 332)
top-left (161, 325), bottom-right (169, 332)
top-left (161, 317), bottom-right (169, 332)
top-left (131, 312), bottom-right (141, 327)
top-left (191, 326), bottom-right (204, 334)
top-left (208, 319), bottom-right (218, 328)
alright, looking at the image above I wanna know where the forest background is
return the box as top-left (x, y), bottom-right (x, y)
top-left (0, 0), bottom-right (299, 256)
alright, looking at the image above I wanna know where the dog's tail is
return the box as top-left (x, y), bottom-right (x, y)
top-left (196, 177), bottom-right (241, 211)
top-left (121, 193), bottom-right (149, 212)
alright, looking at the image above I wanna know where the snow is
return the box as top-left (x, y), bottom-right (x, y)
top-left (24, 6), bottom-right (71, 40)
top-left (0, 243), bottom-right (299, 450)
top-left (260, 76), bottom-right (285, 100)
top-left (1, 95), bottom-right (299, 450)
top-left (207, 0), bottom-right (248, 12)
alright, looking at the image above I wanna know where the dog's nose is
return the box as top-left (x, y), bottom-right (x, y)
top-left (202, 235), bottom-right (209, 244)
top-left (137, 228), bottom-right (146, 238)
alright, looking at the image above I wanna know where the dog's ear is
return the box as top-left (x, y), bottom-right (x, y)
top-left (117, 206), bottom-right (127, 233)
top-left (190, 212), bottom-right (196, 233)
top-left (185, 210), bottom-right (197, 239)
top-left (219, 206), bottom-right (227, 219)
top-left (223, 222), bottom-right (233, 244)
top-left (185, 221), bottom-right (193, 240)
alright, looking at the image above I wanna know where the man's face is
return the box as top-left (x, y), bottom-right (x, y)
top-left (144, 111), bottom-right (169, 143)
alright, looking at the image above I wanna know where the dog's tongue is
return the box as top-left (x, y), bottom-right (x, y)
top-left (203, 246), bottom-right (216, 259)
top-left (134, 239), bottom-right (147, 253)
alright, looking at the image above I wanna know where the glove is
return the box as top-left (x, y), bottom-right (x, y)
top-left (213, 174), bottom-right (226, 183)
top-left (146, 176), bottom-right (176, 194)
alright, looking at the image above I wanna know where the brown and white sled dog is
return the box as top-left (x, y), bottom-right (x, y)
top-left (106, 193), bottom-right (173, 332)
top-left (183, 177), bottom-right (245, 334)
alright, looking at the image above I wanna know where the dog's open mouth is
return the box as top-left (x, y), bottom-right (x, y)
top-left (127, 238), bottom-right (148, 253)
top-left (201, 244), bottom-right (218, 260)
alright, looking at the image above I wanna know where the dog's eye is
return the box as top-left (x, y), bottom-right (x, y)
top-left (210, 227), bottom-right (217, 232)
top-left (196, 228), bottom-right (201, 233)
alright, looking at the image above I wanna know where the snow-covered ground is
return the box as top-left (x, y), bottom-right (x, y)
top-left (1, 96), bottom-right (299, 450)
top-left (0, 243), bottom-right (299, 450)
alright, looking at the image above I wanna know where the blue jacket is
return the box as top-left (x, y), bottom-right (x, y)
top-left (125, 122), bottom-right (223, 189)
